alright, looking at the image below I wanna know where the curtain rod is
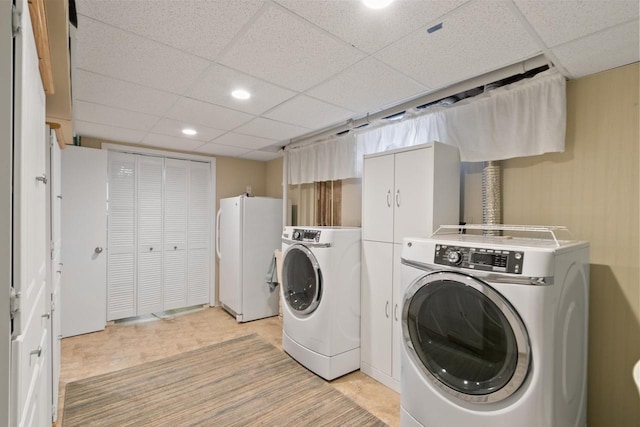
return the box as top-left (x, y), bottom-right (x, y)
top-left (285, 54), bottom-right (551, 151)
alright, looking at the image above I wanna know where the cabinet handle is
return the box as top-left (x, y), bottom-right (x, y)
top-left (396, 189), bottom-right (401, 207)
top-left (394, 304), bottom-right (399, 321)
top-left (385, 301), bottom-right (390, 318)
top-left (386, 190), bottom-right (391, 207)
top-left (30, 346), bottom-right (42, 358)
top-left (41, 313), bottom-right (50, 319)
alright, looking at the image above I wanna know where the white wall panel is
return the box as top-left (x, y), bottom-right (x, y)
top-left (163, 159), bottom-right (188, 309)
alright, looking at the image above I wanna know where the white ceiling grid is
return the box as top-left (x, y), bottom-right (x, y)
top-left (73, 0), bottom-right (640, 161)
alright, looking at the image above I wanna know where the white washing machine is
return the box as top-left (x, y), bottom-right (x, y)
top-left (281, 226), bottom-right (361, 380)
top-left (400, 226), bottom-right (590, 427)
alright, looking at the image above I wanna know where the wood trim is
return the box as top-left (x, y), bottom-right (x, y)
top-left (28, 0), bottom-right (55, 94)
top-left (45, 121), bottom-right (65, 149)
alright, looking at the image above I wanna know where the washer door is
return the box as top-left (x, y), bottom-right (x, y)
top-left (402, 271), bottom-right (530, 403)
top-left (282, 244), bottom-right (322, 316)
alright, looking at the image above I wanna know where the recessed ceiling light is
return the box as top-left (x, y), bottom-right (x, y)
top-left (362, 0), bottom-right (394, 9)
top-left (232, 89), bottom-right (251, 100)
top-left (182, 128), bottom-right (197, 136)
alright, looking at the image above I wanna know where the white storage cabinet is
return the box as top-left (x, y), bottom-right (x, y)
top-left (360, 141), bottom-right (460, 392)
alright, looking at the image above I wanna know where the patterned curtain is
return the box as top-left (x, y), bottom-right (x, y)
top-left (315, 180), bottom-right (342, 226)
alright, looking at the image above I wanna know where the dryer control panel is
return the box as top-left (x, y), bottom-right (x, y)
top-left (434, 244), bottom-right (524, 274)
top-left (291, 228), bottom-right (321, 242)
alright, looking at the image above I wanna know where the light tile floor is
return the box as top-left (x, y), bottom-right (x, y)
top-left (57, 306), bottom-right (400, 426)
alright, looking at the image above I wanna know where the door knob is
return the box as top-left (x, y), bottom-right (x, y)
top-left (30, 346), bottom-right (42, 358)
top-left (35, 174), bottom-right (47, 184)
top-left (94, 247), bottom-right (103, 254)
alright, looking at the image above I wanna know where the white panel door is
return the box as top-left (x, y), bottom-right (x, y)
top-left (137, 155), bottom-right (164, 315)
top-left (10, 0), bottom-right (50, 424)
top-left (163, 158), bottom-right (188, 310)
top-left (61, 146), bottom-right (107, 337)
top-left (49, 129), bottom-right (62, 421)
top-left (393, 147), bottom-right (434, 243)
top-left (360, 240), bottom-right (393, 377)
top-left (107, 151), bottom-right (136, 320)
top-left (188, 162), bottom-right (211, 306)
top-left (362, 154), bottom-right (394, 243)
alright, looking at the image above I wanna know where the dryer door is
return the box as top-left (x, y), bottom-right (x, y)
top-left (282, 244), bottom-right (322, 316)
top-left (402, 271), bottom-right (530, 403)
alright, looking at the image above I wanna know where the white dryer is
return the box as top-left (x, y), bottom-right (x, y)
top-left (281, 226), bottom-right (361, 380)
top-left (400, 226), bottom-right (590, 427)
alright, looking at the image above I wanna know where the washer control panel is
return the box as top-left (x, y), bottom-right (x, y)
top-left (434, 244), bottom-right (524, 274)
top-left (292, 228), bottom-right (321, 242)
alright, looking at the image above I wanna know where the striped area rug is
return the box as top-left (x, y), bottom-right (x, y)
top-left (63, 334), bottom-right (385, 426)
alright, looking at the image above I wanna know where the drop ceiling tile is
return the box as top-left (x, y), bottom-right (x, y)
top-left (374, 1), bottom-right (540, 89)
top-left (276, 0), bottom-right (467, 53)
top-left (141, 134), bottom-right (205, 152)
top-left (74, 101), bottom-right (159, 131)
top-left (166, 97), bottom-right (255, 131)
top-left (77, 0), bottom-right (262, 60)
top-left (75, 121), bottom-right (146, 144)
top-left (552, 20), bottom-right (640, 79)
top-left (264, 95), bottom-right (355, 129)
top-left (219, 4), bottom-right (366, 91)
top-left (210, 133), bottom-right (277, 150)
top-left (194, 143), bottom-right (252, 157)
top-left (514, 0), bottom-right (639, 48)
top-left (187, 65), bottom-right (297, 115)
top-left (76, 16), bottom-right (210, 94)
top-left (150, 118), bottom-right (225, 142)
top-left (74, 70), bottom-right (178, 116)
top-left (264, 95), bottom-right (354, 129)
top-left (239, 151), bottom-right (283, 162)
top-left (307, 57), bottom-right (428, 113)
top-left (234, 118), bottom-right (310, 141)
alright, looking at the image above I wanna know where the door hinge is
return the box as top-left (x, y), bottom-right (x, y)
top-left (11, 5), bottom-right (21, 38)
top-left (50, 292), bottom-right (56, 312)
top-left (10, 288), bottom-right (20, 319)
top-left (51, 241), bottom-right (55, 260)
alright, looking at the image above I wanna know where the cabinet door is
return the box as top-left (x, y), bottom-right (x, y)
top-left (393, 147), bottom-right (434, 243)
top-left (361, 241), bottom-right (393, 376)
top-left (392, 243), bottom-right (403, 381)
top-left (188, 161), bottom-right (211, 306)
top-left (362, 154), bottom-right (394, 242)
top-left (107, 152), bottom-right (136, 320)
top-left (137, 156), bottom-right (164, 315)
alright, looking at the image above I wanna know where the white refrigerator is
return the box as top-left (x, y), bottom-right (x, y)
top-left (217, 195), bottom-right (282, 322)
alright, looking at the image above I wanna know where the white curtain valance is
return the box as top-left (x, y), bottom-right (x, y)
top-left (288, 68), bottom-right (566, 185)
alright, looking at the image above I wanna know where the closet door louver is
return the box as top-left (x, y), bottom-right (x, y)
top-left (137, 155), bottom-right (164, 315)
top-left (188, 161), bottom-right (211, 306)
top-left (163, 159), bottom-right (188, 310)
top-left (107, 152), bottom-right (136, 321)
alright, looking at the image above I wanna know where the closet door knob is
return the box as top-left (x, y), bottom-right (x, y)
top-left (94, 247), bottom-right (103, 254)
top-left (174, 246), bottom-right (177, 250)
top-left (149, 247), bottom-right (153, 251)
top-left (30, 346), bottom-right (42, 358)
top-left (36, 174), bottom-right (47, 184)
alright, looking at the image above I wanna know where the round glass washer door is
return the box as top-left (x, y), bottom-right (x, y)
top-left (282, 244), bottom-right (322, 316)
top-left (402, 271), bottom-right (530, 404)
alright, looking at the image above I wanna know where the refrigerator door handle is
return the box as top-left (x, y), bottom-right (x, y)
top-left (216, 208), bottom-right (222, 259)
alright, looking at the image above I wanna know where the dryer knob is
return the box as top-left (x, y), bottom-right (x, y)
top-left (293, 230), bottom-right (301, 240)
top-left (447, 250), bottom-right (463, 265)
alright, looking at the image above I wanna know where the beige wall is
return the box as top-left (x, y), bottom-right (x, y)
top-left (498, 63), bottom-right (639, 426)
top-left (265, 156), bottom-right (283, 198)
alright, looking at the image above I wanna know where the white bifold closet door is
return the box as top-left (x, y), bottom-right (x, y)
top-left (137, 155), bottom-right (164, 315)
top-left (188, 161), bottom-right (211, 306)
top-left (163, 159), bottom-right (188, 310)
top-left (107, 152), bottom-right (212, 320)
top-left (107, 152), bottom-right (136, 321)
